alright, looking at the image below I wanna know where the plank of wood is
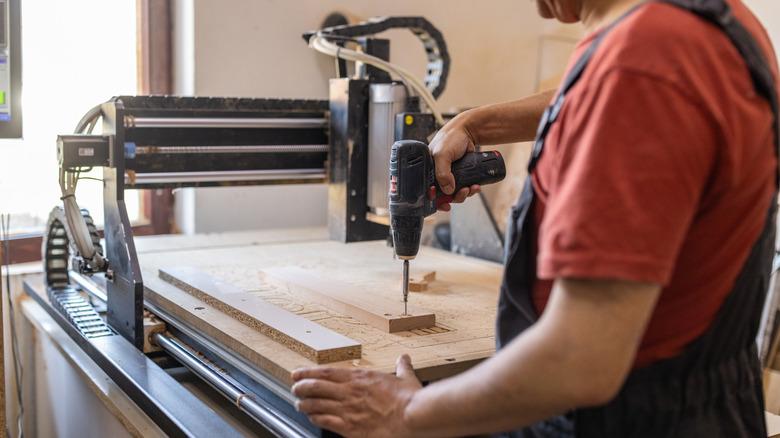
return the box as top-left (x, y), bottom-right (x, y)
top-left (159, 267), bottom-right (361, 363)
top-left (408, 270), bottom-right (437, 292)
top-left (408, 279), bottom-right (428, 292)
top-left (767, 410), bottom-right (780, 438)
top-left (262, 266), bottom-right (435, 333)
top-left (767, 368), bottom-right (780, 415)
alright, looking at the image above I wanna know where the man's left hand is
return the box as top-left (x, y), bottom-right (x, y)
top-left (291, 354), bottom-right (422, 437)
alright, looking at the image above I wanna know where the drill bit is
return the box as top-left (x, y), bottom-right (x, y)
top-left (402, 259), bottom-right (409, 315)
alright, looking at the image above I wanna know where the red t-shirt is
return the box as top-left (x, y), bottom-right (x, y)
top-left (531, 0), bottom-right (779, 368)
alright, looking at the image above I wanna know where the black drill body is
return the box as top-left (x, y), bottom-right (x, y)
top-left (389, 139), bottom-right (506, 260)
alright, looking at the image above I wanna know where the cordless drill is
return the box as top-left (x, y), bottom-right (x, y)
top-left (388, 139), bottom-right (506, 314)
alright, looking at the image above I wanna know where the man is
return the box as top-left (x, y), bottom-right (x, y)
top-left (292, 0), bottom-right (780, 436)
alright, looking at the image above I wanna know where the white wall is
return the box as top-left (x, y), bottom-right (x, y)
top-left (172, 0), bottom-right (551, 233)
top-left (744, 0), bottom-right (780, 59)
top-left (172, 0), bottom-right (780, 235)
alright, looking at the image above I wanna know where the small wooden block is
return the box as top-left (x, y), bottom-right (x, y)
top-left (408, 278), bottom-right (428, 292)
top-left (159, 267), bottom-right (361, 363)
top-left (263, 267), bottom-right (436, 333)
top-left (407, 270), bottom-right (437, 292)
top-left (142, 313), bottom-right (166, 353)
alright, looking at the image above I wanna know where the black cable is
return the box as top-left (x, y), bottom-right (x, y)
top-left (1, 214), bottom-right (24, 438)
top-left (74, 104), bottom-right (102, 134)
top-left (319, 34), bottom-right (361, 44)
top-left (478, 192), bottom-right (505, 249)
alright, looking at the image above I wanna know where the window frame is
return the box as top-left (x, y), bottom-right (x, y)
top-left (2, 0), bottom-right (174, 264)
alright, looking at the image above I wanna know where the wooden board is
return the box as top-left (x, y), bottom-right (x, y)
top-left (767, 368), bottom-right (780, 415)
top-left (407, 270), bottom-right (437, 292)
top-left (159, 266), bottom-right (361, 364)
top-left (767, 411), bottom-right (780, 438)
top-left (136, 229), bottom-right (502, 386)
top-left (263, 266), bottom-right (435, 333)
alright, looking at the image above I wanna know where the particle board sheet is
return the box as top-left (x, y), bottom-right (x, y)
top-left (262, 266), bottom-right (435, 333)
top-left (158, 266), bottom-right (361, 363)
top-left (140, 236), bottom-right (502, 387)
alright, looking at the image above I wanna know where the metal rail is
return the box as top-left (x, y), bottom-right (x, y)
top-left (144, 300), bottom-right (297, 406)
top-left (22, 280), bottom-right (240, 437)
top-left (127, 169), bottom-right (326, 185)
top-left (70, 271), bottom-right (108, 302)
top-left (153, 333), bottom-right (314, 438)
top-left (126, 117), bottom-right (328, 129)
top-left (135, 144), bottom-right (329, 154)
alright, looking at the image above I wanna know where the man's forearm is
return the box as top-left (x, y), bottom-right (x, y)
top-left (403, 320), bottom-right (585, 436)
top-left (459, 89), bottom-right (555, 145)
top-left (402, 278), bottom-right (659, 437)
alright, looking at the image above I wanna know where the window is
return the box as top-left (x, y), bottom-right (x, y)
top-left (0, 0), bottom-right (139, 236)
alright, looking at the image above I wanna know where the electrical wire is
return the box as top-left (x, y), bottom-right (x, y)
top-left (309, 33), bottom-right (445, 126)
top-left (75, 176), bottom-right (103, 183)
top-left (1, 214), bottom-right (24, 438)
top-left (59, 107), bottom-right (107, 271)
top-left (86, 116), bottom-right (99, 134)
top-left (59, 165), bottom-right (104, 269)
top-left (478, 192), bottom-right (505, 249)
top-left (311, 33), bottom-right (443, 125)
top-left (74, 104), bottom-right (102, 134)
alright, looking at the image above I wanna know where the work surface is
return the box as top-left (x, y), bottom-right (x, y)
top-left (137, 227), bottom-right (502, 386)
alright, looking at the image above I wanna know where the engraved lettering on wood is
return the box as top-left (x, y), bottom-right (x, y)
top-left (262, 267), bottom-right (436, 333)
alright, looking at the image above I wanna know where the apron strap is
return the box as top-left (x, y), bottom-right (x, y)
top-left (507, 2), bottom-right (779, 435)
top-left (527, 4), bottom-right (646, 172)
top-left (659, 0), bottom-right (780, 180)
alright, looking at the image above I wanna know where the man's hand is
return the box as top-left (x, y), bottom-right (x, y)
top-left (429, 117), bottom-right (481, 211)
top-left (292, 354), bottom-right (423, 437)
top-left (427, 91), bottom-right (558, 212)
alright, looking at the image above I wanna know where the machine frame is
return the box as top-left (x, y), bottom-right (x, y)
top-left (25, 16), bottom-right (450, 436)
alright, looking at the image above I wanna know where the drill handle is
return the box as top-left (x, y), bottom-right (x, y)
top-left (433, 150), bottom-right (506, 207)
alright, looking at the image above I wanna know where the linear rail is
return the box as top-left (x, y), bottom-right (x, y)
top-left (153, 333), bottom-right (314, 438)
top-left (134, 144), bottom-right (329, 154)
top-left (125, 117), bottom-right (328, 129)
top-left (127, 169), bottom-right (326, 185)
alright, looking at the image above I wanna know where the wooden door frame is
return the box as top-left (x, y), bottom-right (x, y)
top-left (137, 0), bottom-right (175, 237)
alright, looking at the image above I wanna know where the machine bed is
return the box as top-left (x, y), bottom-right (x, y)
top-left (23, 228), bottom-right (501, 436)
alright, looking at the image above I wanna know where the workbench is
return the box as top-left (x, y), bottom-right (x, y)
top-left (139, 227), bottom-right (501, 384)
top-left (22, 227), bottom-right (503, 436)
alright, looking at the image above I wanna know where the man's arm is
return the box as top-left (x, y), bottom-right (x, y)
top-left (292, 278), bottom-right (660, 437)
top-left (429, 89), bottom-right (554, 206)
top-left (404, 278), bottom-right (660, 436)
top-left (457, 89), bottom-right (556, 145)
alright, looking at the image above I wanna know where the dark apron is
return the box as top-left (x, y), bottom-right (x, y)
top-left (497, 0), bottom-right (780, 436)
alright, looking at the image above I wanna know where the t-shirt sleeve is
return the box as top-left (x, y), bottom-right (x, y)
top-left (537, 68), bottom-right (717, 285)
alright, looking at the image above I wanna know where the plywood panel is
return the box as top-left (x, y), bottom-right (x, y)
top-left (138, 230), bottom-right (502, 386)
top-left (263, 267), bottom-right (435, 333)
top-left (159, 267), bottom-right (361, 363)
